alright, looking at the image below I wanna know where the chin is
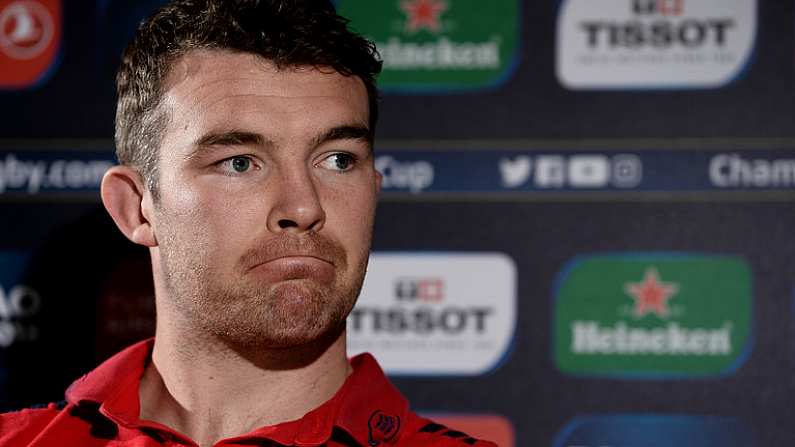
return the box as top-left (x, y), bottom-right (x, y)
top-left (218, 315), bottom-right (346, 351)
top-left (209, 284), bottom-right (352, 350)
top-left (263, 323), bottom-right (344, 349)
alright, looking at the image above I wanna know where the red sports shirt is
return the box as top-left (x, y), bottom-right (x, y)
top-left (0, 339), bottom-right (497, 446)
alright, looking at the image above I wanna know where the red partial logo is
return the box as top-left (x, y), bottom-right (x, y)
top-left (633, 0), bottom-right (683, 16)
top-left (426, 414), bottom-right (515, 447)
top-left (394, 277), bottom-right (445, 302)
top-left (0, 0), bottom-right (61, 88)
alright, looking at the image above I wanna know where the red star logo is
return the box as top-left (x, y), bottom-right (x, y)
top-left (624, 268), bottom-right (679, 318)
top-left (399, 0), bottom-right (448, 33)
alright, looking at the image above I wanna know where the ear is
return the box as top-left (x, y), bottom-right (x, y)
top-left (374, 169), bottom-right (382, 193)
top-left (101, 166), bottom-right (158, 247)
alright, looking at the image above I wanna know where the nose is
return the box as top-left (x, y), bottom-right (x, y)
top-left (266, 167), bottom-right (326, 233)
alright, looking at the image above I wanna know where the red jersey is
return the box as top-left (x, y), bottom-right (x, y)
top-left (0, 339), bottom-right (498, 446)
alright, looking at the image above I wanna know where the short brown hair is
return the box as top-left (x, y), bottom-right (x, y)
top-left (114, 0), bottom-right (382, 193)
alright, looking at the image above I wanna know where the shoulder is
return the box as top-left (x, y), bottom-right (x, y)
top-left (0, 401), bottom-right (67, 446)
top-left (396, 416), bottom-right (500, 447)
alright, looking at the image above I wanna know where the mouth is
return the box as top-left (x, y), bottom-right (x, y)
top-left (248, 254), bottom-right (333, 270)
top-left (247, 255), bottom-right (336, 283)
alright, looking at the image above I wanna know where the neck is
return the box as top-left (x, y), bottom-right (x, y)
top-left (139, 320), bottom-right (351, 447)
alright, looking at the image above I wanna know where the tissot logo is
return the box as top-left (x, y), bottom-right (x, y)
top-left (347, 253), bottom-right (516, 375)
top-left (553, 253), bottom-right (752, 377)
top-left (336, 0), bottom-right (519, 90)
top-left (0, 251), bottom-right (40, 347)
top-left (553, 414), bottom-right (754, 447)
top-left (556, 0), bottom-right (756, 89)
top-left (0, 0), bottom-right (61, 89)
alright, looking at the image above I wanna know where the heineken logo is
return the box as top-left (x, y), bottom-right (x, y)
top-left (625, 267), bottom-right (678, 318)
top-left (553, 254), bottom-right (752, 377)
top-left (337, 0), bottom-right (519, 90)
top-left (571, 321), bottom-right (733, 356)
top-left (400, 0), bottom-right (447, 33)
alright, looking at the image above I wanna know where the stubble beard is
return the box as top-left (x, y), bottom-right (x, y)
top-left (158, 229), bottom-right (369, 350)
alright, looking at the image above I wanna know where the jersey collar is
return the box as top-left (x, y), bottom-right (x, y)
top-left (66, 338), bottom-right (409, 446)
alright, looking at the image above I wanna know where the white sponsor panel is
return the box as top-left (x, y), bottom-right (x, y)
top-left (375, 155), bottom-right (434, 193)
top-left (0, 252), bottom-right (42, 347)
top-left (556, 0), bottom-right (756, 89)
top-left (347, 252), bottom-right (516, 375)
top-left (568, 155), bottom-right (610, 187)
top-left (611, 154), bottom-right (643, 188)
top-left (0, 278), bottom-right (41, 347)
top-left (498, 154), bottom-right (642, 189)
top-left (499, 156), bottom-right (532, 188)
top-left (535, 156), bottom-right (566, 188)
top-left (0, 153), bottom-right (113, 194)
top-left (709, 153), bottom-right (795, 188)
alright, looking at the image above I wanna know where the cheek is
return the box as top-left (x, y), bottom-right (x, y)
top-left (157, 180), bottom-right (255, 251)
top-left (322, 181), bottom-right (377, 250)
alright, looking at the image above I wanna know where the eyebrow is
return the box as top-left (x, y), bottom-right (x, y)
top-left (185, 130), bottom-right (270, 160)
top-left (310, 125), bottom-right (373, 149)
top-left (196, 130), bottom-right (268, 149)
top-left (187, 125), bottom-right (373, 160)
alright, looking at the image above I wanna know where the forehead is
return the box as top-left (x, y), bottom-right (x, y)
top-left (159, 49), bottom-right (369, 132)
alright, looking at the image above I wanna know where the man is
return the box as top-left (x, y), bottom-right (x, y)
top-left (0, 1), bottom-right (497, 446)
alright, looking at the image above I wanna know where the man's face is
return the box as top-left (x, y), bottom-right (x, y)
top-left (149, 50), bottom-right (379, 348)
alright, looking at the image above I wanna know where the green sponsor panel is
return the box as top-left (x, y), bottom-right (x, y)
top-left (336, 0), bottom-right (519, 89)
top-left (554, 254), bottom-right (752, 377)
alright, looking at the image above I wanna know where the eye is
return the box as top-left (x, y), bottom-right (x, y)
top-left (219, 156), bottom-right (255, 174)
top-left (231, 157), bottom-right (251, 172)
top-left (318, 153), bottom-right (357, 172)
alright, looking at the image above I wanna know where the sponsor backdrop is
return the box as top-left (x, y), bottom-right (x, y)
top-left (3, 0), bottom-right (795, 445)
